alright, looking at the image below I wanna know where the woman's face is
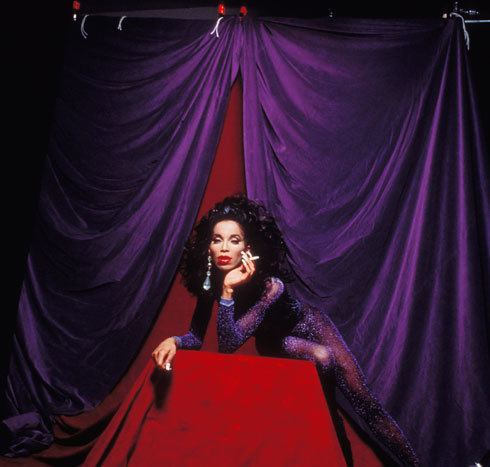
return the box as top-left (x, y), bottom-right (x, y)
top-left (208, 220), bottom-right (251, 272)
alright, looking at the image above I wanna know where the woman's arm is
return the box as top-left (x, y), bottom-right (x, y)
top-left (217, 276), bottom-right (285, 353)
top-left (174, 294), bottom-right (214, 350)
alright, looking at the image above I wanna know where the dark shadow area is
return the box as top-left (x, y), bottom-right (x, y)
top-left (479, 450), bottom-right (490, 467)
top-left (1, 2), bottom-right (71, 419)
top-left (150, 367), bottom-right (173, 409)
top-left (320, 372), bottom-right (355, 467)
top-left (334, 387), bottom-right (402, 467)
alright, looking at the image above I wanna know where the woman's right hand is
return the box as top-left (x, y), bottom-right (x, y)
top-left (222, 250), bottom-right (257, 292)
top-left (152, 337), bottom-right (177, 371)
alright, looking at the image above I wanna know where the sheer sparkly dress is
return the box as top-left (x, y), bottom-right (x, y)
top-left (173, 276), bottom-right (419, 466)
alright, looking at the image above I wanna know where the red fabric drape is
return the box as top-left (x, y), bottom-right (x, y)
top-left (83, 351), bottom-right (347, 467)
top-left (0, 77), bottom-right (383, 467)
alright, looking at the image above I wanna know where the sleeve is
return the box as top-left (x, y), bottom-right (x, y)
top-left (173, 294), bottom-right (213, 350)
top-left (217, 276), bottom-right (285, 353)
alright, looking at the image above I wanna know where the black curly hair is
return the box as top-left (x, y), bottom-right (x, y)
top-left (178, 192), bottom-right (295, 301)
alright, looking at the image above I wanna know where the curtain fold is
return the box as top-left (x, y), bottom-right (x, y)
top-left (241, 16), bottom-right (489, 467)
top-left (1, 15), bottom-right (241, 457)
top-left (1, 14), bottom-right (488, 467)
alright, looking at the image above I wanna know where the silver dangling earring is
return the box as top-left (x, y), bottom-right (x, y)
top-left (202, 255), bottom-right (212, 291)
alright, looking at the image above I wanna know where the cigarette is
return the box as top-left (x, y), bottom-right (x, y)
top-left (241, 252), bottom-right (260, 260)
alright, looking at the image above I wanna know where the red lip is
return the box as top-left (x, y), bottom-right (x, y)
top-left (217, 256), bottom-right (232, 263)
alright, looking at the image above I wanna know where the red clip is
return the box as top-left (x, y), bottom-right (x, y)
top-left (239, 5), bottom-right (248, 17)
top-left (217, 2), bottom-right (225, 16)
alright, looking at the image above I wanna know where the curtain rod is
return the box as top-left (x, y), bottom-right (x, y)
top-left (72, 3), bottom-right (490, 24)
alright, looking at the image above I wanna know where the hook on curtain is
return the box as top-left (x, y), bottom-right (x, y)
top-left (210, 2), bottom-right (225, 38)
top-left (81, 14), bottom-right (89, 39)
top-left (210, 16), bottom-right (224, 38)
top-left (449, 12), bottom-right (471, 49)
top-left (117, 16), bottom-right (127, 31)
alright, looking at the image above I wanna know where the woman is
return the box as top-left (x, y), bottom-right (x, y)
top-left (152, 193), bottom-right (420, 466)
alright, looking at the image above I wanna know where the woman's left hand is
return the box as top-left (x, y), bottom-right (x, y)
top-left (223, 251), bottom-right (256, 291)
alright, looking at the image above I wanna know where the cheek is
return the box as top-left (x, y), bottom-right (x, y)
top-left (233, 245), bottom-right (244, 260)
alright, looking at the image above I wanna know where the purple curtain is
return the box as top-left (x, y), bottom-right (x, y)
top-left (2, 14), bottom-right (489, 467)
top-left (241, 17), bottom-right (490, 467)
top-left (2, 16), bottom-right (241, 456)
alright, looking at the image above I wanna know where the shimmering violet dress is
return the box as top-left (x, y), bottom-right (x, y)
top-left (173, 276), bottom-right (419, 466)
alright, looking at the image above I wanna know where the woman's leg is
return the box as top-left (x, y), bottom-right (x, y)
top-left (282, 335), bottom-right (354, 467)
top-left (282, 309), bottom-right (420, 466)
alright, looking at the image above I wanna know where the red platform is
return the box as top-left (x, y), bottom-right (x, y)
top-left (84, 351), bottom-right (347, 467)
